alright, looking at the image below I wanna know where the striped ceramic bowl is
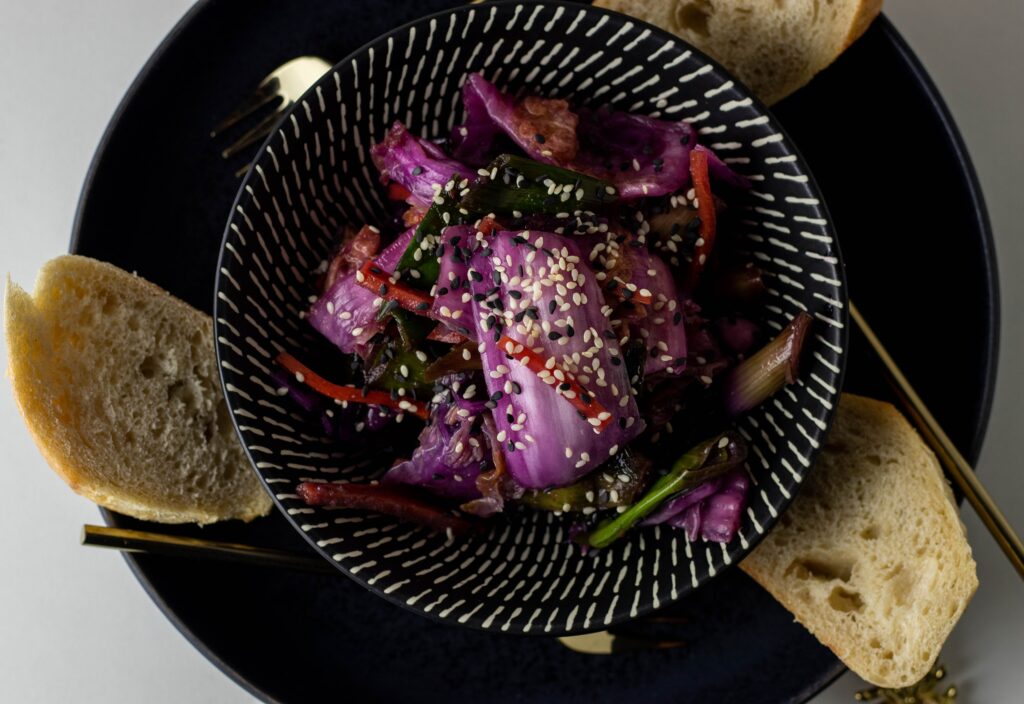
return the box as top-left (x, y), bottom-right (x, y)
top-left (215, 0), bottom-right (847, 635)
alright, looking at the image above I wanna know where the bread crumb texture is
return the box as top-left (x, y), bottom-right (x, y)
top-left (5, 255), bottom-right (271, 524)
top-left (741, 394), bottom-right (978, 687)
top-left (593, 0), bottom-right (882, 104)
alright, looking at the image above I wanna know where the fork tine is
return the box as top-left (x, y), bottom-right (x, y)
top-left (210, 79), bottom-right (280, 138)
top-left (219, 107), bottom-right (285, 159)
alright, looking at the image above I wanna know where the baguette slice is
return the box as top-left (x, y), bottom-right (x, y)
top-left (5, 255), bottom-right (272, 524)
top-left (740, 393), bottom-right (977, 687)
top-left (593, 0), bottom-right (882, 105)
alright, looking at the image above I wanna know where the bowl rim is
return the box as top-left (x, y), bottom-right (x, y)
top-left (213, 0), bottom-right (850, 635)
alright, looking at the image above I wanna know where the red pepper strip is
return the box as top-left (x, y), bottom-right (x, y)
top-left (276, 351), bottom-right (429, 420)
top-left (356, 259), bottom-right (434, 316)
top-left (426, 324), bottom-right (469, 344)
top-left (685, 149), bottom-right (717, 291)
top-left (609, 277), bottom-right (653, 306)
top-left (297, 482), bottom-right (472, 536)
top-left (497, 335), bottom-right (613, 433)
top-left (476, 216), bottom-right (499, 236)
top-left (387, 182), bottom-right (412, 201)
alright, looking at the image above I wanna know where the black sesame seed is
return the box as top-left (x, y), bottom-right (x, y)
top-left (680, 133), bottom-right (691, 145)
top-left (548, 331), bottom-right (562, 341)
top-left (559, 382), bottom-right (571, 391)
top-left (511, 381), bottom-right (522, 394)
top-left (474, 293), bottom-right (486, 302)
top-left (534, 133), bottom-right (546, 143)
top-left (509, 290), bottom-right (522, 299)
top-left (451, 275), bottom-right (461, 289)
top-left (492, 271), bottom-right (502, 285)
top-left (493, 329), bottom-right (501, 343)
top-left (604, 330), bottom-right (617, 339)
top-left (436, 287), bottom-right (449, 296)
top-left (548, 300), bottom-right (557, 314)
top-left (378, 284), bottom-right (388, 295)
top-left (566, 325), bottom-right (575, 337)
top-left (507, 413), bottom-right (515, 422)
top-left (526, 307), bottom-right (540, 320)
top-left (610, 356), bottom-right (622, 366)
top-left (619, 417), bottom-right (627, 428)
top-left (490, 391), bottom-right (504, 401)
top-left (416, 302), bottom-right (430, 311)
top-left (412, 166), bottom-right (424, 176)
top-left (579, 393), bottom-right (592, 404)
top-left (470, 270), bottom-right (483, 282)
top-left (673, 311), bottom-right (683, 325)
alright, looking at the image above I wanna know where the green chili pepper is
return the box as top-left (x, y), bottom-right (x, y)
top-left (395, 175), bottom-right (468, 290)
top-left (583, 431), bottom-right (746, 548)
top-left (460, 154), bottom-right (618, 217)
top-left (520, 448), bottom-right (649, 512)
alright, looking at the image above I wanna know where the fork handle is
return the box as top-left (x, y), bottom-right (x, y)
top-left (850, 301), bottom-right (1024, 579)
top-left (81, 525), bottom-right (335, 574)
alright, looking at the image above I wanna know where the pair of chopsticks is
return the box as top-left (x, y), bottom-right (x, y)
top-left (82, 302), bottom-right (1024, 580)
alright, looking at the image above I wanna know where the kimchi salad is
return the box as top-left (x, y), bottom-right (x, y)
top-left (273, 73), bottom-right (811, 547)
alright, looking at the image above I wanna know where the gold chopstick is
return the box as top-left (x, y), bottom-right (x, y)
top-left (81, 524), bottom-right (335, 574)
top-left (850, 300), bottom-right (1024, 579)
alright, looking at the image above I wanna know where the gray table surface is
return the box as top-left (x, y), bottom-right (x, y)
top-left (1, 1), bottom-right (1021, 701)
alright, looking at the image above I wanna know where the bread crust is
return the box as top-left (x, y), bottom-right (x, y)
top-left (5, 256), bottom-right (271, 525)
top-left (740, 393), bottom-right (978, 687)
top-left (593, 0), bottom-right (884, 105)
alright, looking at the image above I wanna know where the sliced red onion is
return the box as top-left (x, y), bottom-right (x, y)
top-left (625, 248), bottom-right (688, 376)
top-left (370, 121), bottom-right (473, 208)
top-left (308, 228), bottom-right (414, 356)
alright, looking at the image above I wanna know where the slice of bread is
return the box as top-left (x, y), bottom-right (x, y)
top-left (740, 393), bottom-right (977, 687)
top-left (5, 255), bottom-right (271, 524)
top-left (593, 0), bottom-right (883, 105)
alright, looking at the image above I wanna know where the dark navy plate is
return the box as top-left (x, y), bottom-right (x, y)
top-left (71, 0), bottom-right (998, 701)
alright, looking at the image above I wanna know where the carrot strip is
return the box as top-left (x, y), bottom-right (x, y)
top-left (497, 335), bottom-right (612, 433)
top-left (685, 149), bottom-right (717, 290)
top-left (356, 259), bottom-right (434, 315)
top-left (276, 352), bottom-right (429, 419)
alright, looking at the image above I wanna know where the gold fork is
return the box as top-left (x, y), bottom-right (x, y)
top-left (211, 56), bottom-right (332, 176)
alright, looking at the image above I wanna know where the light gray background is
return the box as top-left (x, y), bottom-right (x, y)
top-left (1, 1), bottom-right (1020, 701)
